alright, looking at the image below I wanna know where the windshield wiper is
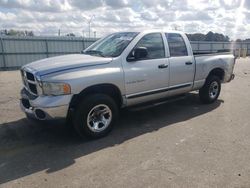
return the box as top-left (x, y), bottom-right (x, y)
top-left (83, 50), bottom-right (105, 57)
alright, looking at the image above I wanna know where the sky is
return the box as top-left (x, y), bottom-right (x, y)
top-left (0, 0), bottom-right (250, 39)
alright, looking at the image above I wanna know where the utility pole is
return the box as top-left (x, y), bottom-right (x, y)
top-left (58, 29), bottom-right (60, 36)
top-left (88, 15), bottom-right (94, 38)
top-left (93, 31), bottom-right (96, 38)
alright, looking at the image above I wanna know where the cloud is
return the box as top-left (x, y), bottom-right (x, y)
top-left (177, 11), bottom-right (212, 21)
top-left (70, 0), bottom-right (103, 10)
top-left (0, 0), bottom-right (71, 12)
top-left (0, 0), bottom-right (249, 39)
top-left (141, 11), bottom-right (159, 21)
top-left (105, 0), bottom-right (128, 8)
top-left (219, 0), bottom-right (241, 10)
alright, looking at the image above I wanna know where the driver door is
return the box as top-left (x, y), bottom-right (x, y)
top-left (123, 33), bottom-right (170, 105)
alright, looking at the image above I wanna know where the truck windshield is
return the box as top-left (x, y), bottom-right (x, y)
top-left (83, 32), bottom-right (139, 57)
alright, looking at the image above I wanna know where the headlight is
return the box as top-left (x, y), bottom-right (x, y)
top-left (42, 82), bottom-right (71, 96)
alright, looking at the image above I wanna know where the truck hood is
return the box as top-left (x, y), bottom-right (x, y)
top-left (24, 54), bottom-right (113, 76)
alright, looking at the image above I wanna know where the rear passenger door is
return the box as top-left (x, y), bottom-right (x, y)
top-left (165, 33), bottom-right (195, 95)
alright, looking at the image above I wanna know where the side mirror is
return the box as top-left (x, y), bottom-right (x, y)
top-left (134, 47), bottom-right (148, 60)
top-left (127, 47), bottom-right (148, 61)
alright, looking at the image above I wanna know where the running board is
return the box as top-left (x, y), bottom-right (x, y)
top-left (127, 94), bottom-right (187, 112)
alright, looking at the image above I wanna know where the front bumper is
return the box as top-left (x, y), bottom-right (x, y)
top-left (20, 100), bottom-right (69, 120)
top-left (20, 88), bottom-right (72, 120)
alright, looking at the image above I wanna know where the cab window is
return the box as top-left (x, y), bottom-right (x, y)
top-left (134, 33), bottom-right (165, 59)
top-left (166, 33), bottom-right (188, 57)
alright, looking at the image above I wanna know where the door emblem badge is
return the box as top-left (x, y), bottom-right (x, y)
top-left (126, 79), bottom-right (145, 84)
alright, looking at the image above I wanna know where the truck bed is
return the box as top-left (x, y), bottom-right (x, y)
top-left (193, 52), bottom-right (235, 89)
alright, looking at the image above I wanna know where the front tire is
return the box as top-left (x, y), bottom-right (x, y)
top-left (199, 75), bottom-right (221, 104)
top-left (73, 94), bottom-right (118, 138)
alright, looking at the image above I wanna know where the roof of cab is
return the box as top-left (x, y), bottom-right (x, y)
top-left (115, 30), bottom-right (184, 34)
top-left (140, 29), bottom-right (184, 34)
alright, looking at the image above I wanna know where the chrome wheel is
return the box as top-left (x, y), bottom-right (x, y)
top-left (209, 81), bottom-right (219, 99)
top-left (87, 104), bottom-right (112, 133)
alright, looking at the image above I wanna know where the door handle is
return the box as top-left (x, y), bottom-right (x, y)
top-left (185, 62), bottom-right (193, 65)
top-left (158, 64), bottom-right (168, 69)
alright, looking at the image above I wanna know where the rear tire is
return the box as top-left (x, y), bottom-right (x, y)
top-left (199, 75), bottom-right (221, 104)
top-left (73, 94), bottom-right (118, 139)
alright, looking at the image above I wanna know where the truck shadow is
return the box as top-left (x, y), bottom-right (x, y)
top-left (0, 93), bottom-right (223, 184)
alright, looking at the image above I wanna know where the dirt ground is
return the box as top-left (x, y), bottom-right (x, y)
top-left (0, 58), bottom-right (250, 188)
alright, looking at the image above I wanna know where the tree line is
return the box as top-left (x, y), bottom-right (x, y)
top-left (1, 29), bottom-right (249, 42)
top-left (187, 31), bottom-right (230, 42)
top-left (0, 29), bottom-right (34, 37)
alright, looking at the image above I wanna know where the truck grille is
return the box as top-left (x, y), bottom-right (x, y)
top-left (21, 69), bottom-right (38, 96)
top-left (26, 71), bottom-right (35, 81)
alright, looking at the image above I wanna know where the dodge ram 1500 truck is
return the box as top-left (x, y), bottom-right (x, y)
top-left (20, 30), bottom-right (235, 138)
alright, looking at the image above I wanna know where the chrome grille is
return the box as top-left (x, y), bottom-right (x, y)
top-left (21, 69), bottom-right (38, 96)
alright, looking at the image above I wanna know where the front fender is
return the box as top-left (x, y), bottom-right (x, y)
top-left (40, 62), bottom-right (125, 96)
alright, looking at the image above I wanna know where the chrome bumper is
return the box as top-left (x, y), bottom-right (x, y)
top-left (20, 100), bottom-right (69, 120)
top-left (20, 88), bottom-right (72, 120)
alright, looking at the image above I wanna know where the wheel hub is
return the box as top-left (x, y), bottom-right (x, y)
top-left (87, 104), bottom-right (112, 133)
top-left (209, 81), bottom-right (219, 99)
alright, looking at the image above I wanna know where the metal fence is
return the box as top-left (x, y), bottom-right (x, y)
top-left (190, 41), bottom-right (250, 55)
top-left (0, 36), bottom-right (249, 69)
top-left (0, 36), bottom-right (96, 69)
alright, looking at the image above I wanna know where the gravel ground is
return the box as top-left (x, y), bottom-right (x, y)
top-left (0, 58), bottom-right (250, 188)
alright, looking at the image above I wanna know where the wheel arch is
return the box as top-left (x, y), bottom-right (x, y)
top-left (69, 83), bottom-right (123, 110)
top-left (207, 67), bottom-right (225, 81)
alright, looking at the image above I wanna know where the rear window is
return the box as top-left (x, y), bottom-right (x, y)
top-left (165, 33), bottom-right (188, 57)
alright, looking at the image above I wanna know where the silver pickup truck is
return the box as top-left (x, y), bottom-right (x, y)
top-left (20, 30), bottom-right (235, 138)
